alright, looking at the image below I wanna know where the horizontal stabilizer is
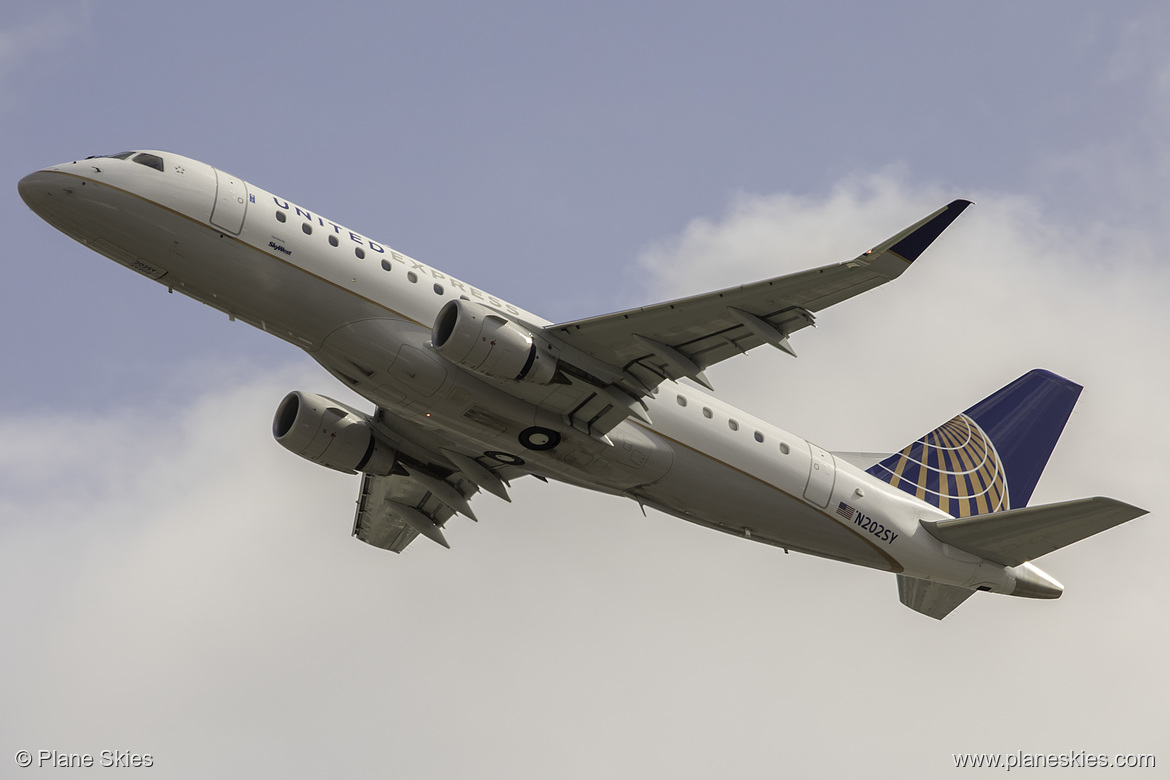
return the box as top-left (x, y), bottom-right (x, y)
top-left (897, 575), bottom-right (975, 620)
top-left (922, 497), bottom-right (1147, 567)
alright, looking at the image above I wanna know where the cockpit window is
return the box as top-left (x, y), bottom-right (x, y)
top-left (131, 152), bottom-right (164, 172)
top-left (109, 151), bottom-right (135, 160)
top-left (86, 152), bottom-right (135, 160)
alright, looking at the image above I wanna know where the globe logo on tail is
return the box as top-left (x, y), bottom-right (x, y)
top-left (868, 413), bottom-right (1009, 518)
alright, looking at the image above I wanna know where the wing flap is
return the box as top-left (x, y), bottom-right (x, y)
top-left (352, 437), bottom-right (515, 552)
top-left (353, 472), bottom-right (426, 553)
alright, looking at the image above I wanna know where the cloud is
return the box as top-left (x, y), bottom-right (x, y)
top-left (4, 175), bottom-right (1167, 777)
top-left (636, 170), bottom-right (1169, 471)
top-left (1032, 5), bottom-right (1170, 228)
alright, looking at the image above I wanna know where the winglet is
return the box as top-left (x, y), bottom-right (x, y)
top-left (864, 199), bottom-right (973, 277)
top-left (885, 199), bottom-right (973, 263)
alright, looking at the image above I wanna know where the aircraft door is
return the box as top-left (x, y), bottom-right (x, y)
top-left (803, 442), bottom-right (837, 508)
top-left (210, 168), bottom-right (248, 234)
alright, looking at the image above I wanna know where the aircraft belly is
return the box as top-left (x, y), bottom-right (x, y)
top-left (313, 333), bottom-right (678, 496)
top-left (30, 180), bottom-right (181, 279)
top-left (635, 445), bottom-right (897, 570)
top-left (177, 233), bottom-right (389, 347)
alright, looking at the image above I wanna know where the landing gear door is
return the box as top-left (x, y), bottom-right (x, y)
top-left (803, 442), bottom-right (837, 508)
top-left (210, 168), bottom-right (248, 235)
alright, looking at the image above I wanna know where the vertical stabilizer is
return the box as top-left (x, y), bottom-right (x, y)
top-left (867, 370), bottom-right (1082, 516)
top-left (896, 575), bottom-right (975, 620)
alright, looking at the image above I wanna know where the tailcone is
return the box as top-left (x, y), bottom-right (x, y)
top-left (1010, 562), bottom-right (1064, 599)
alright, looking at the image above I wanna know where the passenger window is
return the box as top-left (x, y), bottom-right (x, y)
top-left (433, 283), bottom-right (444, 294)
top-left (275, 211), bottom-right (286, 223)
top-left (355, 247), bottom-right (366, 259)
top-left (676, 395), bottom-right (687, 407)
top-left (728, 419), bottom-right (739, 431)
top-left (702, 407), bottom-right (713, 419)
top-left (131, 153), bottom-right (164, 172)
top-left (779, 442), bottom-right (791, 455)
top-left (407, 271), bottom-right (418, 283)
top-left (302, 223), bottom-right (313, 235)
top-left (328, 235), bottom-right (339, 247)
top-left (754, 431), bottom-right (764, 443)
top-left (380, 259), bottom-right (392, 272)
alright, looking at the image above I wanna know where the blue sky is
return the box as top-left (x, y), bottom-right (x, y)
top-left (3, 2), bottom-right (1167, 777)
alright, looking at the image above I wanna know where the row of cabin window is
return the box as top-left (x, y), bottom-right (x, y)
top-left (275, 210), bottom-right (368, 258)
top-left (275, 210), bottom-right (448, 294)
top-left (675, 394), bottom-right (792, 454)
top-left (383, 263), bottom-right (445, 294)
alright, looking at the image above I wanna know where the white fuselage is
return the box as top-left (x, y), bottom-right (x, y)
top-left (18, 151), bottom-right (1046, 596)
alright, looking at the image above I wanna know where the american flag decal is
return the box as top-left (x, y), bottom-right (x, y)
top-left (836, 502), bottom-right (855, 520)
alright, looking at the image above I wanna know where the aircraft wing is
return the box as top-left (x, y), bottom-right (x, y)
top-left (353, 472), bottom-right (430, 551)
top-left (531, 200), bottom-right (971, 438)
top-left (352, 411), bottom-right (521, 552)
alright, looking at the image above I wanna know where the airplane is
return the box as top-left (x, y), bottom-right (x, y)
top-left (18, 150), bottom-right (1148, 619)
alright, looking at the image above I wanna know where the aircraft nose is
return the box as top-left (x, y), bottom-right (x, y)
top-left (18, 169), bottom-right (72, 215)
top-left (18, 170), bottom-right (51, 206)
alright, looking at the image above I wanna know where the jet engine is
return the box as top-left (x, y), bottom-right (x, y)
top-left (431, 299), bottom-right (557, 384)
top-left (272, 391), bottom-right (397, 475)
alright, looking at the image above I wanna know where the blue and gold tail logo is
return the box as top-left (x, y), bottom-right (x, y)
top-left (866, 413), bottom-right (1009, 517)
top-left (868, 370), bottom-right (1083, 515)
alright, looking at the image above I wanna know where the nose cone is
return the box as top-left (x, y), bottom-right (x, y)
top-left (18, 170), bottom-right (56, 210)
top-left (18, 168), bottom-right (77, 222)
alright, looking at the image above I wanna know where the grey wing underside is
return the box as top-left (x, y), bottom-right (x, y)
top-left (532, 200), bottom-right (972, 437)
top-left (352, 471), bottom-right (439, 552)
top-left (548, 200), bottom-right (972, 382)
top-left (351, 422), bottom-right (522, 553)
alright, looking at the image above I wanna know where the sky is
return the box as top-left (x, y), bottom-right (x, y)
top-left (2, 1), bottom-right (1167, 777)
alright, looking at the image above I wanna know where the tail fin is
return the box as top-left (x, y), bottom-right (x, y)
top-left (896, 575), bottom-right (975, 620)
top-left (866, 369), bottom-right (1081, 517)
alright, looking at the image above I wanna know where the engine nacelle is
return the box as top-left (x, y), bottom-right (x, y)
top-left (431, 299), bottom-right (557, 384)
top-left (272, 391), bottom-right (397, 475)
